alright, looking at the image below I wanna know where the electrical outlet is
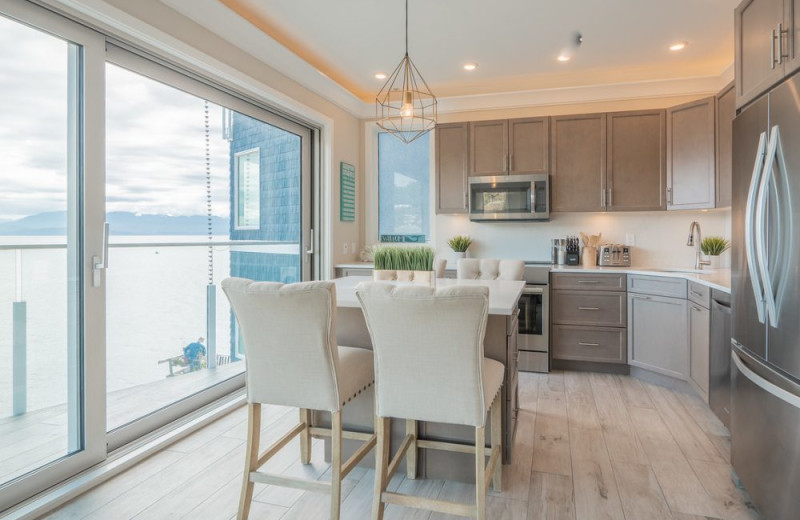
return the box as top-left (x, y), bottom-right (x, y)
top-left (625, 233), bottom-right (635, 246)
top-left (343, 242), bottom-right (348, 255)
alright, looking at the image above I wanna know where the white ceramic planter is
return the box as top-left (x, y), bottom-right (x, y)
top-left (372, 269), bottom-right (436, 287)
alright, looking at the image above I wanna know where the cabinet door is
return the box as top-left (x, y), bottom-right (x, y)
top-left (508, 117), bottom-right (549, 175)
top-left (435, 123), bottom-right (469, 213)
top-left (550, 113), bottom-right (607, 212)
top-left (715, 83), bottom-right (736, 208)
top-left (667, 97), bottom-right (716, 210)
top-left (735, 0), bottom-right (785, 108)
top-left (786, 0), bottom-right (800, 76)
top-left (607, 110), bottom-right (666, 211)
top-left (469, 120), bottom-right (508, 176)
top-left (628, 293), bottom-right (688, 379)
top-left (689, 303), bottom-right (711, 399)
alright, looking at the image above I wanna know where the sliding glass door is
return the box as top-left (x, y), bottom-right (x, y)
top-left (0, 0), bottom-right (105, 510)
top-left (0, 0), bottom-right (315, 510)
top-left (104, 50), bottom-right (313, 448)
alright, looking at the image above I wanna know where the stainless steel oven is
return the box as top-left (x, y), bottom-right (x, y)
top-left (518, 264), bottom-right (550, 373)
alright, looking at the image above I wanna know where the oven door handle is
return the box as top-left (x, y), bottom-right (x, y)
top-left (522, 286), bottom-right (545, 295)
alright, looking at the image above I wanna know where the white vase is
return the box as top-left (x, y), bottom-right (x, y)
top-left (708, 255), bottom-right (721, 269)
top-left (453, 251), bottom-right (466, 261)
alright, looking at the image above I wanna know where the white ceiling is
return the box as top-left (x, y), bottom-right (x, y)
top-left (190, 0), bottom-right (739, 103)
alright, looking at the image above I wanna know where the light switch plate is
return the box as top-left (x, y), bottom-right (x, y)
top-left (625, 233), bottom-right (635, 246)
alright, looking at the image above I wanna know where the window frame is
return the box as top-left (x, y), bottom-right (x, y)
top-left (365, 124), bottom-right (436, 246)
top-left (232, 147), bottom-right (261, 230)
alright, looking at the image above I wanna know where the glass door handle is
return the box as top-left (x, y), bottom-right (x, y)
top-left (305, 228), bottom-right (315, 256)
top-left (92, 222), bottom-right (109, 287)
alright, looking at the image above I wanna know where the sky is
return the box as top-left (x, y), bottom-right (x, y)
top-left (0, 15), bottom-right (234, 222)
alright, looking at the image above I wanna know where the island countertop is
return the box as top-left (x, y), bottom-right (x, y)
top-left (332, 276), bottom-right (525, 315)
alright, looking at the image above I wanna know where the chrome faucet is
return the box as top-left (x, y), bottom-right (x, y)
top-left (687, 221), bottom-right (711, 270)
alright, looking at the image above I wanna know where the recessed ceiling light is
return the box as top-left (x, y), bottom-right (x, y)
top-left (374, 73), bottom-right (387, 80)
top-left (669, 41), bottom-right (688, 51)
top-left (557, 55), bottom-right (571, 62)
top-left (463, 63), bottom-right (478, 71)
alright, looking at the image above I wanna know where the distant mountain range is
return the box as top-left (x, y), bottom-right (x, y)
top-left (0, 211), bottom-right (230, 235)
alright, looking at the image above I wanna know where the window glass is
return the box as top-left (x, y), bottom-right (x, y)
top-left (235, 149), bottom-right (260, 229)
top-left (377, 132), bottom-right (430, 243)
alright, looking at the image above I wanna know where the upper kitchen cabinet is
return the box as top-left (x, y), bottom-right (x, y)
top-left (508, 117), bottom-right (549, 175)
top-left (550, 113), bottom-right (607, 212)
top-left (469, 117), bottom-right (549, 176)
top-left (735, 0), bottom-right (800, 108)
top-left (716, 82), bottom-right (736, 208)
top-left (469, 119), bottom-right (507, 176)
top-left (606, 110), bottom-right (666, 211)
top-left (667, 97), bottom-right (716, 210)
top-left (435, 122), bottom-right (469, 214)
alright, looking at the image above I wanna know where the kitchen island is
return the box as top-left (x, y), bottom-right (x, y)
top-left (317, 276), bottom-right (524, 483)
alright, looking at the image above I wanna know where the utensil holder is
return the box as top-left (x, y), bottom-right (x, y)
top-left (582, 247), bottom-right (597, 267)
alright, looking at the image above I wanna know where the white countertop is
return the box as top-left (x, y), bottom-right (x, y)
top-left (549, 265), bottom-right (731, 293)
top-left (332, 276), bottom-right (525, 315)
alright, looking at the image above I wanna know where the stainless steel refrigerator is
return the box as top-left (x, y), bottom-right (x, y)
top-left (731, 73), bottom-right (800, 520)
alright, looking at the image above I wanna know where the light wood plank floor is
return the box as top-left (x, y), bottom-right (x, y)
top-left (44, 371), bottom-right (760, 519)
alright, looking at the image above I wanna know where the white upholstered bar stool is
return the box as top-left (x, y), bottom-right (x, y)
top-left (457, 258), bottom-right (525, 281)
top-left (221, 278), bottom-right (376, 520)
top-left (356, 283), bottom-right (504, 520)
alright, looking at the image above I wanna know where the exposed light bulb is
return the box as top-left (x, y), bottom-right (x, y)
top-left (375, 73), bottom-right (387, 80)
top-left (463, 63), bottom-right (478, 71)
top-left (401, 90), bottom-right (414, 118)
top-left (557, 54), bottom-right (571, 62)
top-left (669, 41), bottom-right (688, 51)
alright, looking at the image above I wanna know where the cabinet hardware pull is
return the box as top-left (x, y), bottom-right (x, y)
top-left (577, 280), bottom-right (599, 284)
top-left (666, 186), bottom-right (673, 205)
top-left (601, 187), bottom-right (606, 208)
top-left (692, 305), bottom-right (701, 312)
top-left (690, 290), bottom-right (703, 297)
top-left (607, 188), bottom-right (612, 208)
top-left (773, 28), bottom-right (778, 69)
top-left (510, 153), bottom-right (514, 171)
top-left (578, 342), bottom-right (600, 347)
top-left (632, 295), bottom-right (651, 300)
top-left (578, 306), bottom-right (600, 311)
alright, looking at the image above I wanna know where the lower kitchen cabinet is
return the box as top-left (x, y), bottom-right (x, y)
top-left (628, 292), bottom-right (688, 379)
top-left (689, 301), bottom-right (711, 400)
top-left (552, 324), bottom-right (626, 363)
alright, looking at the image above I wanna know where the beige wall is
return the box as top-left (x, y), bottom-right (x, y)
top-left (69, 0), bottom-right (364, 275)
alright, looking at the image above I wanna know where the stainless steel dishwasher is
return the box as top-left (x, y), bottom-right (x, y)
top-left (709, 289), bottom-right (731, 428)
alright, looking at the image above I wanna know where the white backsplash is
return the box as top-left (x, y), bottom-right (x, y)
top-left (434, 209), bottom-right (732, 268)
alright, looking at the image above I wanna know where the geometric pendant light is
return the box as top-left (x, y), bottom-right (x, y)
top-left (375, 0), bottom-right (437, 144)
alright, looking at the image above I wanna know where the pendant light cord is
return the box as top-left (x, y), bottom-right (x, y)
top-left (405, 0), bottom-right (408, 55)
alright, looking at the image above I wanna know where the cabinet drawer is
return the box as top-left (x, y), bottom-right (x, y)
top-left (551, 273), bottom-right (626, 291)
top-left (688, 281), bottom-right (710, 309)
top-left (628, 275), bottom-right (687, 298)
top-left (552, 325), bottom-right (627, 364)
top-left (552, 290), bottom-right (626, 327)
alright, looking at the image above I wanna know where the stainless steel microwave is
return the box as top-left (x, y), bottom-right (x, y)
top-left (468, 174), bottom-right (549, 221)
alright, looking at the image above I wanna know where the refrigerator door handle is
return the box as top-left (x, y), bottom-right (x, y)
top-left (746, 131), bottom-right (768, 324)
top-left (732, 349), bottom-right (800, 409)
top-left (755, 126), bottom-right (779, 327)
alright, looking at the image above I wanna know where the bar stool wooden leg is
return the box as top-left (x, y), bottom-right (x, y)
top-left (406, 419), bottom-right (417, 479)
top-left (372, 416), bottom-right (391, 520)
top-left (300, 408), bottom-right (311, 464)
top-left (491, 395), bottom-right (502, 492)
top-left (238, 403), bottom-right (261, 520)
top-left (475, 425), bottom-right (486, 520)
top-left (330, 411), bottom-right (342, 520)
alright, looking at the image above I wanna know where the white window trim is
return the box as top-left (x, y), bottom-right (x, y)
top-left (232, 147), bottom-right (261, 231)
top-left (364, 123), bottom-right (436, 246)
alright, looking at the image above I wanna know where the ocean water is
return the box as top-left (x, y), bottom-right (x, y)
top-left (0, 236), bottom-right (242, 419)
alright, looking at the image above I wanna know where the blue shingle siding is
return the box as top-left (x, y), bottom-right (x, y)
top-left (229, 112), bottom-right (301, 243)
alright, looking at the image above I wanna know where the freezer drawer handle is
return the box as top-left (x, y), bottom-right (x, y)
top-left (732, 351), bottom-right (800, 409)
top-left (578, 307), bottom-right (600, 311)
top-left (578, 342), bottom-right (600, 347)
top-left (577, 280), bottom-right (599, 284)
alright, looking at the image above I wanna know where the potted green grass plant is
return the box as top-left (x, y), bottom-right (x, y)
top-left (700, 236), bottom-right (730, 269)
top-left (372, 245), bottom-right (436, 286)
top-left (447, 235), bottom-right (473, 260)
